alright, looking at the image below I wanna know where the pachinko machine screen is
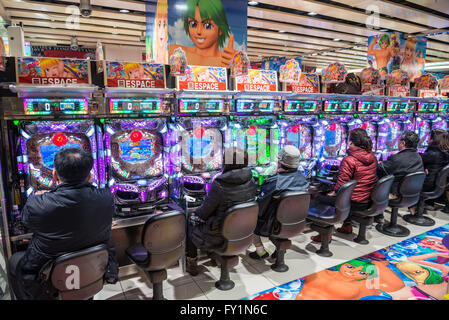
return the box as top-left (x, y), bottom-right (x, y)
top-left (377, 120), bottom-right (402, 152)
top-left (284, 100), bottom-right (319, 113)
top-left (415, 118), bottom-right (432, 148)
top-left (109, 98), bottom-right (162, 114)
top-left (105, 119), bottom-right (166, 181)
top-left (349, 121), bottom-right (377, 150)
top-left (236, 99), bottom-right (274, 113)
top-left (387, 101), bottom-right (412, 113)
top-left (180, 127), bottom-right (223, 174)
top-left (285, 124), bottom-right (313, 159)
top-left (18, 120), bottom-right (99, 192)
top-left (179, 99), bottom-right (224, 114)
top-left (324, 100), bottom-right (354, 113)
top-left (432, 117), bottom-right (448, 131)
top-left (358, 101), bottom-right (384, 113)
top-left (417, 102), bottom-right (438, 112)
top-left (24, 98), bottom-right (88, 115)
top-left (234, 125), bottom-right (273, 166)
top-left (323, 122), bottom-right (347, 158)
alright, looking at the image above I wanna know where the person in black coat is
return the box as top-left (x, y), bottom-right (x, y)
top-left (8, 148), bottom-right (118, 300)
top-left (409, 129), bottom-right (449, 213)
top-left (186, 148), bottom-right (257, 276)
top-left (376, 130), bottom-right (424, 222)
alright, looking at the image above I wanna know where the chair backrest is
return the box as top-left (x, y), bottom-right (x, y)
top-left (334, 180), bottom-right (358, 223)
top-left (368, 175), bottom-right (395, 216)
top-left (274, 191), bottom-right (310, 239)
top-left (395, 172), bottom-right (426, 207)
top-left (142, 210), bottom-right (186, 271)
top-left (428, 164), bottom-right (449, 198)
top-left (50, 244), bottom-right (108, 300)
top-left (220, 201), bottom-right (259, 256)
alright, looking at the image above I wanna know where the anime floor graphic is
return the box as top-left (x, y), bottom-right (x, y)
top-left (244, 224), bottom-right (449, 300)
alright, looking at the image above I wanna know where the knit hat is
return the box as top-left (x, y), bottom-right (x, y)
top-left (278, 145), bottom-right (300, 169)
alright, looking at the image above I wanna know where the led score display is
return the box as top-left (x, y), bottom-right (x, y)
top-left (417, 102), bottom-right (438, 112)
top-left (387, 101), bottom-right (413, 112)
top-left (109, 99), bottom-right (162, 114)
top-left (324, 100), bottom-right (354, 113)
top-left (439, 102), bottom-right (449, 112)
top-left (24, 99), bottom-right (88, 115)
top-left (358, 101), bottom-right (384, 113)
top-left (179, 99), bottom-right (224, 113)
top-left (284, 100), bottom-right (318, 112)
top-left (236, 99), bottom-right (275, 113)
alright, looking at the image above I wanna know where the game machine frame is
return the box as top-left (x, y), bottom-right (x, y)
top-left (314, 95), bottom-right (355, 185)
top-left (230, 69), bottom-right (282, 183)
top-left (280, 74), bottom-right (321, 179)
top-left (377, 98), bottom-right (415, 161)
top-left (438, 99), bottom-right (449, 131)
top-left (170, 65), bottom-right (233, 211)
top-left (348, 96), bottom-right (386, 160)
top-left (1, 57), bottom-right (102, 256)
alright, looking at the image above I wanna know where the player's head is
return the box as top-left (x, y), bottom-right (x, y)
top-left (53, 148), bottom-right (93, 184)
top-left (183, 0), bottom-right (231, 49)
top-left (430, 129), bottom-right (449, 151)
top-left (349, 128), bottom-right (373, 152)
top-left (399, 130), bottom-right (419, 150)
top-left (277, 145), bottom-right (300, 172)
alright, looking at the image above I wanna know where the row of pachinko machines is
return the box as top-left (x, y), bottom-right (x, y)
top-left (3, 88), bottom-right (449, 241)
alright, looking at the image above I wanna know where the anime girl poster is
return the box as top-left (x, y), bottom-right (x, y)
top-left (367, 32), bottom-right (427, 82)
top-left (167, 0), bottom-right (247, 68)
top-left (245, 223), bottom-right (449, 300)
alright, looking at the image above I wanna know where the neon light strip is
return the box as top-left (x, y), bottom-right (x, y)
top-left (285, 100), bottom-right (317, 112)
top-left (179, 99), bottom-right (224, 113)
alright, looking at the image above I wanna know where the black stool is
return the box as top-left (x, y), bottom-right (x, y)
top-left (269, 191), bottom-right (310, 272)
top-left (126, 210), bottom-right (186, 300)
top-left (351, 175), bottom-right (394, 244)
top-left (208, 201), bottom-right (259, 290)
top-left (403, 164), bottom-right (449, 226)
top-left (376, 172), bottom-right (426, 237)
top-left (307, 180), bottom-right (357, 257)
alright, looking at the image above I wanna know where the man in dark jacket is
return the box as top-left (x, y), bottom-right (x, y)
top-left (8, 148), bottom-right (118, 300)
top-left (249, 145), bottom-right (309, 259)
top-left (376, 130), bottom-right (424, 222)
top-left (186, 148), bottom-right (257, 276)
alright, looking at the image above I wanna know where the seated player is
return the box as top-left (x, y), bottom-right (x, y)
top-left (249, 145), bottom-right (309, 259)
top-left (310, 128), bottom-right (377, 242)
top-left (185, 148), bottom-right (257, 276)
top-left (409, 129), bottom-right (449, 214)
top-left (8, 148), bottom-right (118, 300)
top-left (376, 130), bottom-right (424, 222)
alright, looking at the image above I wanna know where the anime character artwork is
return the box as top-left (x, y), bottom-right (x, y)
top-left (245, 224), bottom-right (449, 300)
top-left (168, 0), bottom-right (247, 68)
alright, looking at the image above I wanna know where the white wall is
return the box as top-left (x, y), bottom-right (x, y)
top-left (104, 44), bottom-right (144, 62)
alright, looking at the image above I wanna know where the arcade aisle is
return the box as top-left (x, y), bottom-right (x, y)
top-left (94, 207), bottom-right (449, 300)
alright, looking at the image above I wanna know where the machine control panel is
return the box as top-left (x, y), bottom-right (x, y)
top-left (24, 98), bottom-right (88, 115)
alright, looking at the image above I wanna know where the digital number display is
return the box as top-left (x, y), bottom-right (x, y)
top-left (324, 100), bottom-right (354, 113)
top-left (418, 102), bottom-right (438, 112)
top-left (179, 99), bottom-right (223, 113)
top-left (439, 102), bottom-right (449, 112)
top-left (236, 99), bottom-right (274, 113)
top-left (24, 99), bottom-right (88, 115)
top-left (284, 100), bottom-right (318, 113)
top-left (109, 99), bottom-right (162, 114)
top-left (387, 102), bottom-right (412, 112)
top-left (358, 101), bottom-right (384, 112)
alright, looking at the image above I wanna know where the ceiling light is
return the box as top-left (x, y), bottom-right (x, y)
top-left (380, 29), bottom-right (388, 32)
top-left (333, 38), bottom-right (340, 41)
top-left (248, 1), bottom-right (259, 5)
top-left (308, 12), bottom-right (317, 16)
top-left (175, 4), bottom-right (187, 10)
top-left (278, 30), bottom-right (286, 33)
top-left (120, 9), bottom-right (130, 13)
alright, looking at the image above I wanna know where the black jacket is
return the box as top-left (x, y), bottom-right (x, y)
top-left (16, 182), bottom-right (118, 299)
top-left (190, 168), bottom-right (257, 250)
top-left (255, 170), bottom-right (309, 236)
top-left (377, 148), bottom-right (424, 194)
top-left (420, 145), bottom-right (449, 192)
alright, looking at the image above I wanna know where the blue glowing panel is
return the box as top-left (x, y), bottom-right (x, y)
top-left (119, 140), bottom-right (153, 163)
top-left (187, 136), bottom-right (212, 158)
top-left (40, 143), bottom-right (81, 169)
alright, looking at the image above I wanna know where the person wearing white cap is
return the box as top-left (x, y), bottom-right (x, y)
top-left (249, 145), bottom-right (309, 260)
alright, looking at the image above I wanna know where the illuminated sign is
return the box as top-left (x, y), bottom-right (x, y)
top-left (109, 99), bottom-right (162, 114)
top-left (284, 100), bottom-right (318, 113)
top-left (24, 99), bottom-right (88, 115)
top-left (236, 99), bottom-right (275, 113)
top-left (358, 101), bottom-right (384, 113)
top-left (179, 99), bottom-right (224, 113)
top-left (417, 102), bottom-right (438, 112)
top-left (439, 102), bottom-right (449, 112)
top-left (387, 101), bottom-right (413, 113)
top-left (324, 100), bottom-right (354, 113)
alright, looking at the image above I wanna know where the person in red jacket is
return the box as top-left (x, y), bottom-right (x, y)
top-left (311, 128), bottom-right (378, 242)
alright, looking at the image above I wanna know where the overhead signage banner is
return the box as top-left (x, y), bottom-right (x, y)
top-left (177, 65), bottom-right (227, 90)
top-left (235, 69), bottom-right (277, 92)
top-left (367, 32), bottom-right (427, 82)
top-left (104, 62), bottom-right (166, 88)
top-left (167, 0), bottom-right (247, 68)
top-left (16, 57), bottom-right (90, 85)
